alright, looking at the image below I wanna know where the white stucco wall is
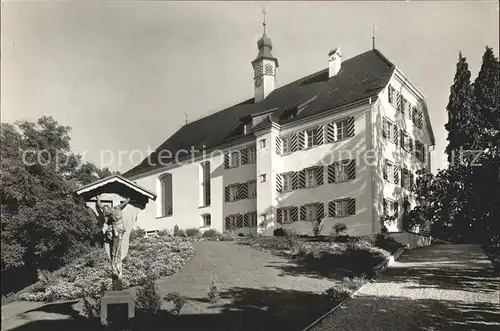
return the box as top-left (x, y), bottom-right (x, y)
top-left (131, 141), bottom-right (259, 234)
top-left (375, 71), bottom-right (434, 232)
top-left (275, 105), bottom-right (374, 237)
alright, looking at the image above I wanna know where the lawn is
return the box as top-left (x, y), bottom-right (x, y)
top-left (2, 233), bottom-right (403, 331)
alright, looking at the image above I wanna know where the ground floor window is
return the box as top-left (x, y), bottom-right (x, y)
top-left (201, 214), bottom-right (211, 227)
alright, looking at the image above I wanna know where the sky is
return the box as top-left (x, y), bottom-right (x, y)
top-left (1, 1), bottom-right (499, 174)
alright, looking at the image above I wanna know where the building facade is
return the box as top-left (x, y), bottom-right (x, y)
top-left (123, 27), bottom-right (435, 237)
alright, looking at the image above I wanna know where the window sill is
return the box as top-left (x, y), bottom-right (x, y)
top-left (329, 178), bottom-right (352, 184)
top-left (198, 205), bottom-right (211, 209)
top-left (199, 225), bottom-right (211, 229)
top-left (156, 214), bottom-right (173, 220)
top-left (326, 136), bottom-right (351, 144)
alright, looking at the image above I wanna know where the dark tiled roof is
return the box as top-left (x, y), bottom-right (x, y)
top-left (124, 49), bottom-right (395, 178)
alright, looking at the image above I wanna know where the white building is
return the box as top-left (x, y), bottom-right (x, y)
top-left (123, 26), bottom-right (435, 237)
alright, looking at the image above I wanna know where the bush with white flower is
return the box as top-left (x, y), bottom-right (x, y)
top-left (19, 236), bottom-right (194, 302)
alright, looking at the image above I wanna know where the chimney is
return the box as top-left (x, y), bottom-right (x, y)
top-left (328, 48), bottom-right (342, 78)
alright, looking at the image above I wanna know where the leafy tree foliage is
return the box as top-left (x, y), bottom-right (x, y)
top-left (412, 48), bottom-right (499, 245)
top-left (1, 116), bottom-right (112, 292)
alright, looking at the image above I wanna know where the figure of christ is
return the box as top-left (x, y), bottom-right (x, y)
top-left (96, 196), bottom-right (130, 290)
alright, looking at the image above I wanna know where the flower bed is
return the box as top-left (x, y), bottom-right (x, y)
top-left (19, 236), bottom-right (194, 302)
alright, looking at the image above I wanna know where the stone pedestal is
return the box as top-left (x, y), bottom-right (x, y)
top-left (101, 290), bottom-right (135, 327)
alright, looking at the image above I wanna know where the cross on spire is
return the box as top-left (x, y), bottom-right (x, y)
top-left (372, 24), bottom-right (377, 50)
top-left (262, 5), bottom-right (267, 34)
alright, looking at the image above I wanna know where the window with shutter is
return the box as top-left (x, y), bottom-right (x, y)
top-left (335, 199), bottom-right (350, 217)
top-left (282, 173), bottom-right (292, 192)
top-left (282, 136), bottom-right (291, 154)
top-left (247, 180), bottom-right (257, 198)
top-left (228, 185), bottom-right (238, 201)
top-left (247, 146), bottom-right (256, 163)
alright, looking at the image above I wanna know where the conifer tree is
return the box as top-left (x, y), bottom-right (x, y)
top-left (445, 53), bottom-right (474, 164)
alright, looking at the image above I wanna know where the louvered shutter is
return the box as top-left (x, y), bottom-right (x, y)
top-left (348, 198), bottom-right (356, 216)
top-left (383, 161), bottom-right (388, 180)
top-left (237, 214), bottom-right (243, 228)
top-left (393, 166), bottom-right (400, 185)
top-left (298, 131), bottom-right (305, 150)
top-left (275, 136), bottom-right (282, 155)
top-left (327, 122), bottom-right (336, 143)
top-left (292, 172), bottom-right (299, 190)
top-left (383, 199), bottom-right (388, 215)
top-left (291, 206), bottom-right (299, 223)
top-left (328, 164), bottom-right (336, 183)
top-left (317, 202), bottom-right (325, 220)
top-left (315, 166), bottom-right (324, 185)
top-left (298, 170), bottom-right (306, 188)
top-left (238, 182), bottom-right (248, 200)
top-left (383, 119), bottom-right (389, 139)
top-left (276, 173), bottom-right (283, 193)
top-left (224, 186), bottom-right (230, 202)
top-left (316, 126), bottom-right (324, 145)
top-left (347, 117), bottom-right (355, 138)
top-left (276, 208), bottom-right (283, 224)
top-left (225, 216), bottom-right (231, 230)
top-left (224, 153), bottom-right (229, 169)
top-left (300, 206), bottom-right (306, 221)
top-left (347, 160), bottom-right (356, 180)
top-left (240, 148), bottom-right (248, 165)
top-left (243, 213), bottom-right (249, 227)
top-left (328, 201), bottom-right (336, 217)
top-left (290, 133), bottom-right (298, 152)
top-left (394, 202), bottom-right (399, 218)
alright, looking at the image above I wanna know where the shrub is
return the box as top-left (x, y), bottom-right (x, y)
top-left (284, 229), bottom-right (300, 250)
top-left (173, 225), bottom-right (181, 237)
top-left (374, 233), bottom-right (404, 253)
top-left (273, 228), bottom-right (286, 237)
top-left (135, 271), bottom-right (162, 315)
top-left (202, 229), bottom-right (221, 238)
top-left (130, 228), bottom-right (146, 241)
top-left (323, 287), bottom-right (350, 305)
top-left (164, 292), bottom-right (185, 315)
top-left (173, 225), bottom-right (186, 237)
top-left (185, 228), bottom-right (201, 238)
top-left (81, 282), bottom-right (107, 320)
top-left (219, 231), bottom-right (236, 241)
top-left (20, 236), bottom-right (194, 302)
top-left (341, 276), bottom-right (366, 292)
top-left (1, 292), bottom-right (17, 305)
top-left (309, 219), bottom-right (323, 237)
top-left (332, 223), bottom-right (348, 236)
top-left (206, 274), bottom-right (220, 303)
top-left (157, 229), bottom-right (171, 237)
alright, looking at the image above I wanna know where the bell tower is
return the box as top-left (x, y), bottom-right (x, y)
top-left (251, 7), bottom-right (278, 102)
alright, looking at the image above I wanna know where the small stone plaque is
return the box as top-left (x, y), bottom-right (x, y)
top-left (101, 290), bottom-right (135, 327)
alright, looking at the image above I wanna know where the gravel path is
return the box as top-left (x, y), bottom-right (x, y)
top-left (309, 244), bottom-right (500, 331)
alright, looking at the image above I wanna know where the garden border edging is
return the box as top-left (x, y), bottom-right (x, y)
top-left (301, 247), bottom-right (407, 331)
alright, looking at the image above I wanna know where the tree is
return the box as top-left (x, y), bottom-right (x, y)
top-left (1, 116), bottom-right (113, 293)
top-left (445, 53), bottom-right (474, 164)
top-left (411, 48), bottom-right (499, 245)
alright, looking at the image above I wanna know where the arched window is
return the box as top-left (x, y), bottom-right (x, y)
top-left (159, 173), bottom-right (173, 217)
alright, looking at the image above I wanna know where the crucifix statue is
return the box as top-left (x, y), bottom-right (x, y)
top-left (96, 196), bottom-right (131, 290)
